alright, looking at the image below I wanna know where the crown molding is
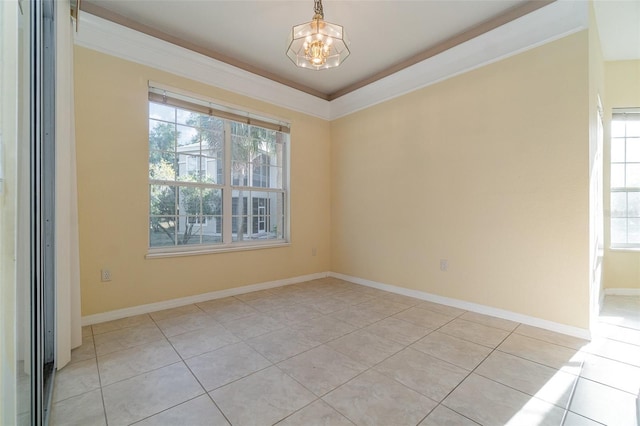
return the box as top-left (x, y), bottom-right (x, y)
top-left (330, 0), bottom-right (588, 120)
top-left (74, 13), bottom-right (332, 120)
top-left (74, 1), bottom-right (587, 122)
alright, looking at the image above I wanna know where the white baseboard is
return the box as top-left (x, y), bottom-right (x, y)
top-left (604, 288), bottom-right (640, 296)
top-left (329, 272), bottom-right (591, 340)
top-left (81, 272), bottom-right (329, 326)
top-left (82, 269), bottom-right (593, 341)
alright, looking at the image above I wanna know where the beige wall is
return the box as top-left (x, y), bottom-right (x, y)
top-left (331, 32), bottom-right (591, 328)
top-left (76, 31), bottom-right (602, 329)
top-left (603, 60), bottom-right (640, 290)
top-left (74, 47), bottom-right (331, 316)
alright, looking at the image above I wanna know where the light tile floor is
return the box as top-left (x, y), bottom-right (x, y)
top-left (50, 278), bottom-right (640, 426)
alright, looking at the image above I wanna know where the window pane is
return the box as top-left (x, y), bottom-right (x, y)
top-left (611, 218), bottom-right (627, 245)
top-left (149, 119), bottom-right (176, 151)
top-left (609, 111), bottom-right (639, 247)
top-left (228, 190), bottom-right (284, 241)
top-left (611, 138), bottom-right (626, 163)
top-left (627, 120), bottom-right (640, 137)
top-left (149, 102), bottom-right (175, 122)
top-left (629, 192), bottom-right (640, 217)
top-left (150, 185), bottom-right (176, 215)
top-left (231, 141), bottom-right (252, 164)
top-left (250, 192), bottom-right (269, 237)
top-left (272, 192), bottom-right (285, 239)
top-left (611, 192), bottom-right (627, 218)
top-left (270, 166), bottom-right (283, 189)
top-left (231, 124), bottom-right (251, 164)
top-left (149, 152), bottom-right (177, 181)
top-left (177, 154), bottom-right (200, 181)
top-left (177, 124), bottom-right (198, 148)
top-left (626, 138), bottom-right (640, 162)
top-left (231, 121), bottom-right (250, 137)
top-left (177, 216), bottom-right (202, 245)
top-left (203, 188), bottom-right (222, 216)
top-left (202, 216), bottom-right (223, 244)
top-left (231, 192), bottom-right (247, 214)
top-left (629, 219), bottom-right (640, 244)
top-left (203, 116), bottom-right (225, 133)
top-left (231, 191), bottom-right (248, 241)
top-left (176, 109), bottom-right (193, 126)
top-left (251, 162), bottom-right (269, 188)
top-left (232, 217), bottom-right (249, 241)
top-left (201, 156), bottom-right (221, 184)
top-left (202, 145), bottom-right (222, 159)
top-left (232, 162), bottom-right (249, 186)
top-left (179, 186), bottom-right (202, 216)
top-left (150, 216), bottom-right (176, 247)
top-left (611, 164), bottom-right (625, 188)
top-left (202, 131), bottom-right (224, 156)
top-left (611, 120), bottom-right (626, 138)
top-left (626, 163), bottom-right (640, 187)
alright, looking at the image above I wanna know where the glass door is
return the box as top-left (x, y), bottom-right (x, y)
top-left (1, 0), bottom-right (34, 424)
top-left (31, 0), bottom-right (57, 423)
top-left (1, 0), bottom-right (57, 424)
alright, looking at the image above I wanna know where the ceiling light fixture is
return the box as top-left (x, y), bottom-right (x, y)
top-left (286, 0), bottom-right (350, 70)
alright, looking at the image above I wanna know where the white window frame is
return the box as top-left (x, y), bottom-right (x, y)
top-left (147, 84), bottom-right (291, 258)
top-left (610, 108), bottom-right (640, 250)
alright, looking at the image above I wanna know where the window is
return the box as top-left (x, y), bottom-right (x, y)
top-left (148, 86), bottom-right (289, 253)
top-left (610, 109), bottom-right (640, 248)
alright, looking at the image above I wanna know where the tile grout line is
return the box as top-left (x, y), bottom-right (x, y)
top-left (432, 325), bottom-right (520, 423)
top-left (261, 292), bottom-right (439, 424)
top-left (91, 326), bottom-right (110, 426)
top-left (241, 288), bottom-right (482, 424)
top-left (343, 307), bottom-right (495, 425)
top-left (64, 282), bottom-right (635, 426)
top-left (238, 283), bottom-right (381, 424)
top-left (558, 357), bottom-right (585, 426)
top-left (54, 327), bottom-right (108, 424)
top-left (308, 304), bottom-right (467, 425)
top-left (103, 312), bottom-right (211, 423)
top-left (148, 308), bottom-right (236, 424)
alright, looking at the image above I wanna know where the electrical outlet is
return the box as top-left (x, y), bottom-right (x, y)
top-left (312, 247), bottom-right (317, 256)
top-left (101, 269), bottom-right (112, 282)
top-left (439, 259), bottom-right (448, 272)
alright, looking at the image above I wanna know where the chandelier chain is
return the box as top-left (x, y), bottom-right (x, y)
top-left (313, 0), bottom-right (324, 18)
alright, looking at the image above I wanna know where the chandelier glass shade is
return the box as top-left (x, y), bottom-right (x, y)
top-left (286, 0), bottom-right (350, 70)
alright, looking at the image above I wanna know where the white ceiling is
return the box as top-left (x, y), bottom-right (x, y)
top-left (83, 0), bottom-right (639, 99)
top-left (593, 0), bottom-right (640, 60)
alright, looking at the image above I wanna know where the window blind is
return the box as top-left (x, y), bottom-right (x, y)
top-left (148, 86), bottom-right (291, 134)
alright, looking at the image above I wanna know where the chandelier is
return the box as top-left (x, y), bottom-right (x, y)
top-left (286, 0), bottom-right (350, 70)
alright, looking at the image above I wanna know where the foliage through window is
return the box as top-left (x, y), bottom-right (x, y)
top-left (148, 87), bottom-right (289, 251)
top-left (610, 109), bottom-right (640, 248)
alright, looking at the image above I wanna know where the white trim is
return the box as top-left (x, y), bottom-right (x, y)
top-left (329, 272), bottom-right (591, 340)
top-left (604, 288), bottom-right (640, 296)
top-left (56, 0), bottom-right (81, 370)
top-left (83, 269), bottom-right (594, 340)
top-left (74, 1), bottom-right (588, 121)
top-left (74, 13), bottom-right (331, 121)
top-left (329, 1), bottom-right (588, 120)
top-left (146, 242), bottom-right (291, 259)
top-left (81, 272), bottom-right (328, 326)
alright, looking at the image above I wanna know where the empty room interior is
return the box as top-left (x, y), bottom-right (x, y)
top-left (2, 0), bottom-right (640, 425)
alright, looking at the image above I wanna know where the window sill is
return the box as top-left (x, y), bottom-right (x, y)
top-left (609, 247), bottom-right (640, 253)
top-left (146, 241), bottom-right (290, 259)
